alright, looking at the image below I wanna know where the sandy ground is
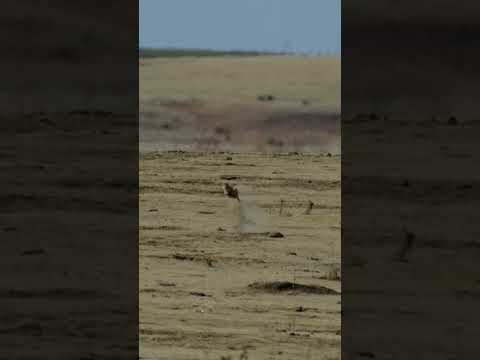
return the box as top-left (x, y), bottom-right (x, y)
top-left (140, 152), bottom-right (341, 360)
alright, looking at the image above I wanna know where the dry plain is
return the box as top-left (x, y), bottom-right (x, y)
top-left (140, 55), bottom-right (341, 360)
top-left (140, 56), bottom-right (340, 154)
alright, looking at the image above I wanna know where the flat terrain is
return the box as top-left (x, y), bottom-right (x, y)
top-left (140, 152), bottom-right (341, 360)
top-left (140, 56), bottom-right (340, 108)
top-left (140, 56), bottom-right (340, 154)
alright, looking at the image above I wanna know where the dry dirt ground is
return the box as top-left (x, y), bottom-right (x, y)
top-left (140, 56), bottom-right (340, 154)
top-left (140, 151), bottom-right (341, 360)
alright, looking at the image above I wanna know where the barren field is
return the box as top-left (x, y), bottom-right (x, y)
top-left (140, 56), bottom-right (340, 108)
top-left (140, 151), bottom-right (341, 360)
top-left (140, 56), bottom-right (340, 154)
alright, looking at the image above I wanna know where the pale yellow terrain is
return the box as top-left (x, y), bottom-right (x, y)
top-left (140, 56), bottom-right (340, 110)
top-left (140, 152), bottom-right (341, 360)
top-left (140, 54), bottom-right (341, 359)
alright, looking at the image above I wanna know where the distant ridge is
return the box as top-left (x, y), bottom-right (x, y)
top-left (139, 47), bottom-right (287, 58)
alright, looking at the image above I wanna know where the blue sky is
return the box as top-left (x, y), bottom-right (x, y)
top-left (139, 0), bottom-right (341, 54)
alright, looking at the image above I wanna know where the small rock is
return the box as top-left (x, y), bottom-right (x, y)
top-left (257, 94), bottom-right (275, 102)
top-left (448, 116), bottom-right (458, 125)
top-left (268, 232), bottom-right (284, 238)
top-left (21, 249), bottom-right (45, 256)
top-left (357, 352), bottom-right (375, 358)
top-left (220, 175), bottom-right (237, 180)
top-left (296, 306), bottom-right (305, 312)
top-left (217, 227), bottom-right (226, 232)
top-left (39, 117), bottom-right (55, 126)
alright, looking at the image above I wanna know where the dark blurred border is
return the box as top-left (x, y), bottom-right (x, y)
top-left (343, 1), bottom-right (480, 358)
top-left (1, 1), bottom-right (138, 358)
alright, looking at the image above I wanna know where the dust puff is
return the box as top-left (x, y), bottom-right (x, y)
top-left (225, 186), bottom-right (269, 233)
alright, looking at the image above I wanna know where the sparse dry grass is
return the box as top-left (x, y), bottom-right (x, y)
top-left (139, 55), bottom-right (341, 154)
top-left (140, 54), bottom-right (341, 359)
top-left (140, 56), bottom-right (340, 110)
top-left (140, 152), bottom-right (341, 360)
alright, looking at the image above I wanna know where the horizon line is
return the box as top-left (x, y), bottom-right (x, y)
top-left (139, 46), bottom-right (341, 56)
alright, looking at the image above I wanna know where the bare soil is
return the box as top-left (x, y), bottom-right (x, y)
top-left (140, 152), bottom-right (341, 360)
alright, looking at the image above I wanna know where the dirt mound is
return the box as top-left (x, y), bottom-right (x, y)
top-left (248, 281), bottom-right (339, 295)
top-left (263, 231), bottom-right (284, 238)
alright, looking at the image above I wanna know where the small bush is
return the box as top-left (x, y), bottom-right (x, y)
top-left (215, 126), bottom-right (231, 141)
top-left (266, 136), bottom-right (284, 147)
top-left (215, 126), bottom-right (229, 135)
top-left (326, 264), bottom-right (341, 281)
top-left (448, 116), bottom-right (458, 126)
top-left (257, 94), bottom-right (275, 102)
top-left (160, 122), bottom-right (172, 130)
